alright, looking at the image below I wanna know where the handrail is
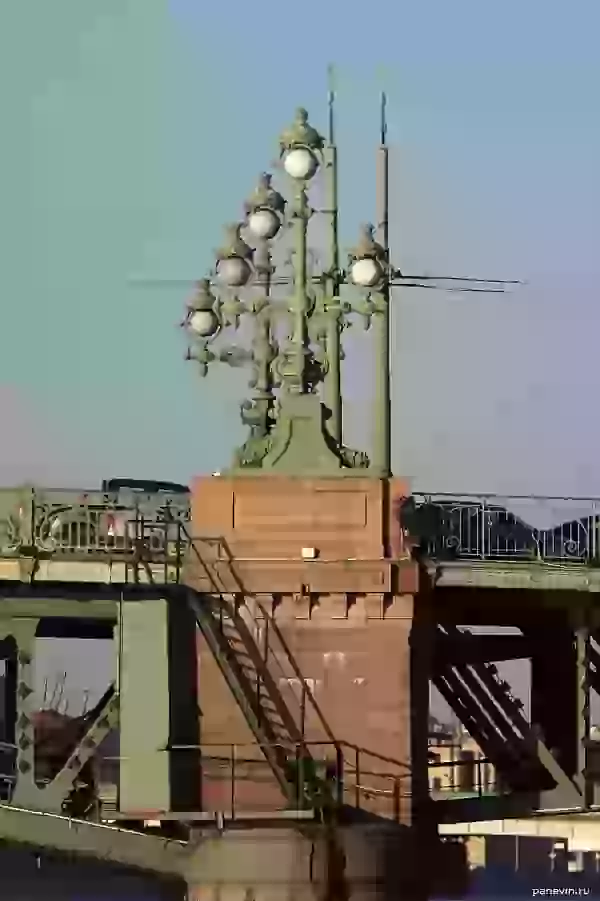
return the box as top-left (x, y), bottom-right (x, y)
top-left (171, 526), bottom-right (418, 818)
top-left (181, 527), bottom-right (338, 753)
top-left (233, 565), bottom-right (337, 748)
top-left (1, 485), bottom-right (599, 566)
top-left (98, 740), bottom-right (410, 819)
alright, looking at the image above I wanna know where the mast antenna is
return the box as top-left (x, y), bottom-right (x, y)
top-left (327, 64), bottom-right (336, 145)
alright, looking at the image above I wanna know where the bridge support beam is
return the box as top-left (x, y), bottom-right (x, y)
top-left (118, 597), bottom-right (200, 815)
top-left (527, 615), bottom-right (580, 780)
top-left (1, 617), bottom-right (38, 808)
top-left (574, 612), bottom-right (592, 806)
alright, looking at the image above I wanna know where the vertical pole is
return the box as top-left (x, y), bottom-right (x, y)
top-left (119, 599), bottom-right (200, 814)
top-left (263, 616), bottom-right (269, 665)
top-left (9, 619), bottom-right (39, 808)
top-left (374, 91), bottom-right (391, 477)
top-left (300, 680), bottom-right (307, 741)
top-left (576, 611), bottom-right (591, 806)
top-left (230, 744), bottom-right (236, 819)
top-left (323, 65), bottom-right (342, 446)
top-left (251, 240), bottom-right (276, 437)
top-left (335, 744), bottom-right (344, 807)
top-left (289, 185), bottom-right (310, 395)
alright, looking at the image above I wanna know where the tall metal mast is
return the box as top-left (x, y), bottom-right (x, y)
top-left (374, 91), bottom-right (391, 476)
top-left (323, 65), bottom-right (342, 446)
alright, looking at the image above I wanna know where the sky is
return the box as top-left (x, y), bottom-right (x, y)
top-left (0, 0), bottom-right (599, 714)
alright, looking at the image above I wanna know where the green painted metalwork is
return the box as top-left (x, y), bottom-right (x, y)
top-left (2, 484), bottom-right (600, 570)
top-left (4, 618), bottom-right (37, 807)
top-left (118, 599), bottom-right (172, 814)
top-left (0, 485), bottom-right (189, 558)
top-left (2, 483), bottom-right (600, 871)
top-left (574, 612), bottom-right (593, 807)
top-left (117, 597), bottom-right (200, 815)
top-left (0, 803), bottom-right (189, 877)
top-left (321, 69), bottom-right (343, 447)
top-left (182, 102), bottom-right (398, 476)
top-left (0, 615), bottom-right (119, 815)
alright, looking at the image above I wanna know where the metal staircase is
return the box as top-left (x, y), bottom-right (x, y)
top-left (183, 531), bottom-right (342, 814)
top-left (588, 633), bottom-right (600, 697)
top-left (433, 625), bottom-right (573, 795)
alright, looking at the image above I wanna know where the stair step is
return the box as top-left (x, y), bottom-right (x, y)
top-left (230, 650), bottom-right (255, 664)
top-left (259, 715), bottom-right (286, 731)
top-left (237, 664), bottom-right (259, 680)
top-left (257, 699), bottom-right (281, 714)
top-left (257, 701), bottom-right (282, 717)
top-left (256, 704), bottom-right (284, 720)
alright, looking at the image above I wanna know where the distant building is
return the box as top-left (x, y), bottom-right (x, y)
top-left (428, 729), bottom-right (496, 796)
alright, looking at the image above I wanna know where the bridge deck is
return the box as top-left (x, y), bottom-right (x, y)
top-left (441, 813), bottom-right (600, 852)
top-left (430, 561), bottom-right (600, 591)
top-left (0, 804), bottom-right (188, 877)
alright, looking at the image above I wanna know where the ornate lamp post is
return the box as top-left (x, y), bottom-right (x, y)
top-left (181, 102), bottom-right (390, 476)
top-left (348, 224), bottom-right (391, 478)
top-left (181, 95), bottom-right (515, 477)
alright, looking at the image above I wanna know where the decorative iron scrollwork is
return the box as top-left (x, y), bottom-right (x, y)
top-left (0, 488), bottom-right (191, 559)
top-left (399, 494), bottom-right (598, 564)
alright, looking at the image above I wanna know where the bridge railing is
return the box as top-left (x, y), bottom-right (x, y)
top-left (428, 748), bottom-right (504, 799)
top-left (2, 485), bottom-right (600, 567)
top-left (95, 741), bottom-right (411, 822)
top-left (402, 493), bottom-right (600, 563)
top-left (0, 486), bottom-right (190, 559)
top-left (182, 531), bottom-right (415, 817)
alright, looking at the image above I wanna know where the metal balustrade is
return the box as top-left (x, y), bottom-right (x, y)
top-left (401, 493), bottom-right (600, 563)
top-left (0, 486), bottom-right (190, 559)
top-left (0, 740), bottom-right (515, 817)
top-left (428, 752), bottom-right (503, 800)
top-left (97, 741), bottom-right (410, 822)
top-left (1, 485), bottom-right (599, 566)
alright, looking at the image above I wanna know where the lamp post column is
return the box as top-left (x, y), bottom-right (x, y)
top-left (375, 96), bottom-right (391, 478)
top-left (322, 90), bottom-right (342, 444)
top-left (372, 286), bottom-right (391, 478)
top-left (288, 183), bottom-right (311, 395)
top-left (278, 108), bottom-right (324, 399)
top-left (348, 224), bottom-right (390, 477)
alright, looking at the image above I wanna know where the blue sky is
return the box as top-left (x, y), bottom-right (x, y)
top-left (0, 0), bottom-right (599, 498)
top-left (1, 0), bottom-right (599, 711)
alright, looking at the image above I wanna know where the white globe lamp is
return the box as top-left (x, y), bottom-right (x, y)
top-left (283, 146), bottom-right (319, 181)
top-left (247, 207), bottom-right (281, 240)
top-left (350, 257), bottom-right (384, 288)
top-left (217, 255), bottom-right (252, 287)
top-left (187, 309), bottom-right (219, 339)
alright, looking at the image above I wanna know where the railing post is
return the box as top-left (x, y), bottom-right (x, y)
top-left (231, 744), bottom-right (236, 820)
top-left (176, 522), bottom-right (183, 582)
top-left (296, 744), bottom-right (305, 809)
top-left (263, 617), bottom-right (269, 666)
top-left (393, 776), bottom-right (400, 822)
top-left (255, 636), bottom-right (261, 715)
top-left (300, 680), bottom-right (307, 742)
top-left (479, 498), bottom-right (487, 560)
top-left (335, 744), bottom-right (344, 808)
